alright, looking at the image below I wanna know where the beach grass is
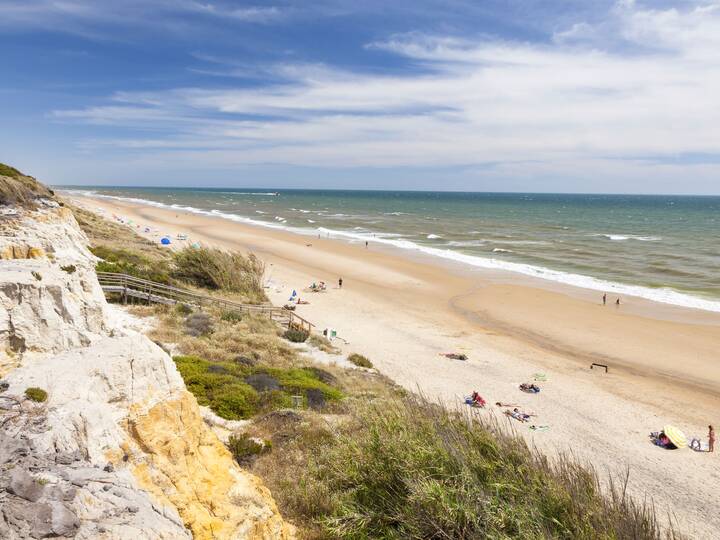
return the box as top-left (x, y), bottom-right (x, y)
top-left (251, 396), bottom-right (677, 540)
top-left (172, 246), bottom-right (266, 303)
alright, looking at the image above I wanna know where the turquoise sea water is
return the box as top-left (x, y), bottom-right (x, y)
top-left (64, 187), bottom-right (720, 312)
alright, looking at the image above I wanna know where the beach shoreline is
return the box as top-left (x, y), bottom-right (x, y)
top-left (68, 191), bottom-right (720, 537)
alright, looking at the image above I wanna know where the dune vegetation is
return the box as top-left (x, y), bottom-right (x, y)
top-left (0, 162), bottom-right (56, 208)
top-left (72, 204), bottom-right (267, 303)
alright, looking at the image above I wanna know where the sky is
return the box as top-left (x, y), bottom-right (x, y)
top-left (1, 0), bottom-right (720, 194)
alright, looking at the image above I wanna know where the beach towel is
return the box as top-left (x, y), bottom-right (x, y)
top-left (533, 372), bottom-right (548, 382)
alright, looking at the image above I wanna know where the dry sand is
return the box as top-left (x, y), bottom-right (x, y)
top-left (70, 193), bottom-right (720, 537)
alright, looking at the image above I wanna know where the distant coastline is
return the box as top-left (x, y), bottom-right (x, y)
top-left (61, 187), bottom-right (720, 314)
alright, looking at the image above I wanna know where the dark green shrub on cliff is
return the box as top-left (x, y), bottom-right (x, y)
top-left (227, 433), bottom-right (271, 466)
top-left (173, 355), bottom-right (342, 420)
top-left (283, 328), bottom-right (309, 343)
top-left (25, 387), bottom-right (48, 402)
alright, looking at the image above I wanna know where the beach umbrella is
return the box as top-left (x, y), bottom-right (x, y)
top-left (160, 237), bottom-right (171, 245)
top-left (663, 425), bottom-right (687, 448)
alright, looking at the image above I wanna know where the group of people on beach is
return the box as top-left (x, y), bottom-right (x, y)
top-left (602, 293), bottom-right (620, 306)
top-left (466, 379), bottom-right (545, 429)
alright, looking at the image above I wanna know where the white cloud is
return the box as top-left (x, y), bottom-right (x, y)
top-left (52, 1), bottom-right (720, 190)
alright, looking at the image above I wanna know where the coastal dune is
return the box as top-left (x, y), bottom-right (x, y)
top-left (70, 192), bottom-right (720, 537)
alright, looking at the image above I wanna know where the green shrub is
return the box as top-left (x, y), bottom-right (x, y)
top-left (348, 353), bottom-right (373, 368)
top-left (173, 355), bottom-right (342, 419)
top-left (211, 384), bottom-right (260, 419)
top-left (283, 328), bottom-right (309, 343)
top-left (31, 271), bottom-right (42, 281)
top-left (220, 310), bottom-right (244, 323)
top-left (175, 303), bottom-right (193, 316)
top-left (25, 387), bottom-right (48, 402)
top-left (60, 264), bottom-right (76, 274)
top-left (227, 433), bottom-right (272, 466)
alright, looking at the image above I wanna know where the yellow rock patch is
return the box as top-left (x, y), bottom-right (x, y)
top-left (125, 391), bottom-right (293, 539)
top-left (0, 244), bottom-right (45, 259)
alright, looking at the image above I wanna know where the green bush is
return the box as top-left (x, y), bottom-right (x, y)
top-left (220, 310), bottom-right (244, 323)
top-left (283, 328), bottom-right (309, 343)
top-left (25, 387), bottom-right (48, 402)
top-left (175, 303), bottom-right (193, 316)
top-left (173, 355), bottom-right (342, 420)
top-left (31, 271), bottom-right (42, 281)
top-left (348, 353), bottom-right (373, 368)
top-left (60, 264), bottom-right (76, 274)
top-left (227, 433), bottom-right (272, 466)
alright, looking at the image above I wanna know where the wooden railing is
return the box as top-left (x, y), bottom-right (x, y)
top-left (97, 272), bottom-right (313, 333)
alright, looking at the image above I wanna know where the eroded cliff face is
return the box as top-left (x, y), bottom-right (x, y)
top-left (0, 203), bottom-right (292, 539)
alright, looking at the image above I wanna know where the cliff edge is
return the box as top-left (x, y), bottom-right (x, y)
top-left (0, 171), bottom-right (293, 539)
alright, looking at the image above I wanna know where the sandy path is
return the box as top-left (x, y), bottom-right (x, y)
top-left (70, 194), bottom-right (720, 537)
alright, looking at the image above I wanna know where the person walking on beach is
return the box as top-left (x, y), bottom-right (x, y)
top-left (365, 241), bottom-right (368, 249)
top-left (709, 425), bottom-right (715, 452)
top-left (338, 277), bottom-right (343, 289)
top-left (616, 298), bottom-right (621, 306)
top-left (602, 293), bottom-right (607, 305)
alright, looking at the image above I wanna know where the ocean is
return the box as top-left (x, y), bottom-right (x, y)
top-left (64, 187), bottom-right (720, 313)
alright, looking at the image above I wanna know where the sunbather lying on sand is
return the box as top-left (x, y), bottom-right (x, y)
top-left (495, 402), bottom-right (519, 407)
top-left (519, 383), bottom-right (541, 393)
top-left (440, 352), bottom-right (468, 360)
top-left (504, 408), bottom-right (535, 423)
top-left (296, 299), bottom-right (310, 305)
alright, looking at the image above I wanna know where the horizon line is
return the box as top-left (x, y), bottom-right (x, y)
top-left (53, 184), bottom-right (720, 198)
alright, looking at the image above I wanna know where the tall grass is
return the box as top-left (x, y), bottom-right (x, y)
top-left (172, 246), bottom-right (266, 303)
top-left (264, 396), bottom-right (677, 540)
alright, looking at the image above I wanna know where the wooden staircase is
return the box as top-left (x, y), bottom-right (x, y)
top-left (96, 272), bottom-right (313, 333)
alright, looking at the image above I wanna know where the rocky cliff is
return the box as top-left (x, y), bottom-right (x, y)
top-left (0, 179), bottom-right (292, 538)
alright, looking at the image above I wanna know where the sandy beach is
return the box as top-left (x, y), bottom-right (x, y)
top-left (69, 193), bottom-right (720, 537)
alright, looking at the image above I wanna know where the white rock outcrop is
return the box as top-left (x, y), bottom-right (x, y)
top-left (0, 207), bottom-right (107, 367)
top-left (0, 204), bottom-right (292, 538)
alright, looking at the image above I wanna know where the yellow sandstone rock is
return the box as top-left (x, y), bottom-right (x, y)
top-left (125, 391), bottom-right (293, 540)
top-left (0, 244), bottom-right (45, 259)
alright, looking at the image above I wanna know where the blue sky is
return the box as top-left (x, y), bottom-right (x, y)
top-left (1, 0), bottom-right (720, 194)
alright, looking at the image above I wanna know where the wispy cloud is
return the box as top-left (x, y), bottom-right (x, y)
top-left (46, 1), bottom-right (720, 189)
top-left (0, 0), bottom-right (286, 36)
